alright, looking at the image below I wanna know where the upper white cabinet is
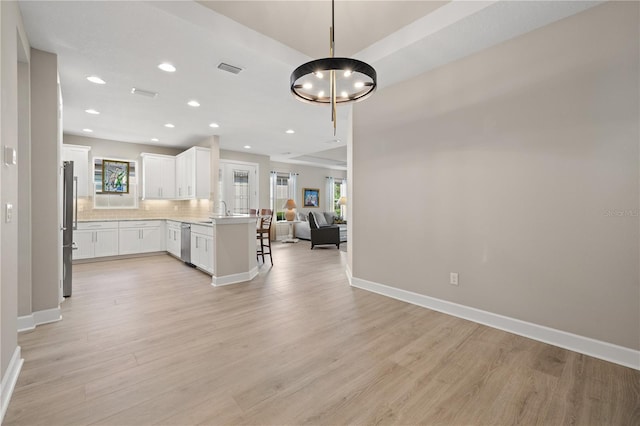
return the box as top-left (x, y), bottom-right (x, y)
top-left (176, 147), bottom-right (210, 200)
top-left (61, 144), bottom-right (91, 197)
top-left (141, 153), bottom-right (176, 199)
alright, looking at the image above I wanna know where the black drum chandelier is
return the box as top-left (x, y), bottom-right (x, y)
top-left (290, 0), bottom-right (377, 134)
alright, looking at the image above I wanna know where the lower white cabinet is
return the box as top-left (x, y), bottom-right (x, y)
top-left (166, 221), bottom-right (181, 258)
top-left (73, 222), bottom-right (119, 260)
top-left (191, 224), bottom-right (214, 274)
top-left (118, 221), bottom-right (165, 255)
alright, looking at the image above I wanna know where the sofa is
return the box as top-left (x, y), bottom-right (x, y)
top-left (294, 211), bottom-right (347, 242)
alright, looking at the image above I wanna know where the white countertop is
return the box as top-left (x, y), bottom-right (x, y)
top-left (78, 216), bottom-right (259, 226)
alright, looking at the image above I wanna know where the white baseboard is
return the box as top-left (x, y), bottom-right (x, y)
top-left (211, 266), bottom-right (259, 287)
top-left (1, 346), bottom-right (23, 423)
top-left (350, 276), bottom-right (640, 370)
top-left (345, 264), bottom-right (353, 285)
top-left (17, 307), bottom-right (62, 333)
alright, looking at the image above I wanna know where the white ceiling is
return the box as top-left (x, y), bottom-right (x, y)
top-left (18, 0), bottom-right (602, 170)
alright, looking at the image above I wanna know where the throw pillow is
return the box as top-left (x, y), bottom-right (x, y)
top-left (323, 212), bottom-right (337, 224)
top-left (313, 211), bottom-right (327, 226)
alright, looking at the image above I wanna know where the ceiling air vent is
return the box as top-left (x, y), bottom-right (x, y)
top-left (218, 62), bottom-right (243, 75)
top-left (130, 87), bottom-right (158, 98)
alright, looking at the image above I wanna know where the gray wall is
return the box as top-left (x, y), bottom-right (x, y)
top-left (30, 48), bottom-right (60, 313)
top-left (17, 59), bottom-right (31, 316)
top-left (1, 0), bottom-right (30, 382)
top-left (352, 2), bottom-right (639, 350)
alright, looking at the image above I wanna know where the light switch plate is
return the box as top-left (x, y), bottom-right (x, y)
top-left (4, 146), bottom-right (16, 165)
top-left (5, 203), bottom-right (13, 223)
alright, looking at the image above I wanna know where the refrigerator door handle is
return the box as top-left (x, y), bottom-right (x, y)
top-left (73, 176), bottom-right (78, 230)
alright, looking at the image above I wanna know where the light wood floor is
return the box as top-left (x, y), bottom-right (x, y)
top-left (4, 243), bottom-right (639, 425)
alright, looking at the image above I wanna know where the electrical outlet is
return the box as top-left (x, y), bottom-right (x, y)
top-left (450, 272), bottom-right (459, 286)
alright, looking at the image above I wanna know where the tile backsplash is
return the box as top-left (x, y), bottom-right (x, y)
top-left (77, 197), bottom-right (212, 221)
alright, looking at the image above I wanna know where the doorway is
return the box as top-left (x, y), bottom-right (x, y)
top-left (219, 160), bottom-right (258, 214)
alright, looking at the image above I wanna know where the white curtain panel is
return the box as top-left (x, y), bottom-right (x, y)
top-left (288, 172), bottom-right (297, 205)
top-left (269, 171), bottom-right (278, 213)
top-left (325, 177), bottom-right (334, 212)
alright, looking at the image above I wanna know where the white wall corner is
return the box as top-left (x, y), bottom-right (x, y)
top-left (350, 276), bottom-right (640, 371)
top-left (211, 266), bottom-right (259, 287)
top-left (17, 315), bottom-right (36, 333)
top-left (345, 264), bottom-right (353, 285)
top-left (0, 346), bottom-right (24, 423)
top-left (18, 307), bottom-right (61, 332)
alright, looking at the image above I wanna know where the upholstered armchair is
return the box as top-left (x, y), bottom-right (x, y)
top-left (308, 212), bottom-right (340, 249)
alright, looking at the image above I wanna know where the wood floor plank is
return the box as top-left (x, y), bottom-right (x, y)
top-left (4, 245), bottom-right (639, 425)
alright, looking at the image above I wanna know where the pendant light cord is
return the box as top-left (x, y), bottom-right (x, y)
top-left (330, 0), bottom-right (336, 135)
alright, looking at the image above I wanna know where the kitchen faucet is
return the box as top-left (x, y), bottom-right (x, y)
top-left (214, 200), bottom-right (230, 216)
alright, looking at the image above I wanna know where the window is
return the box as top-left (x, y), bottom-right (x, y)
top-left (275, 174), bottom-right (290, 221)
top-left (334, 181), bottom-right (342, 216)
top-left (92, 157), bottom-right (139, 209)
top-left (270, 171), bottom-right (297, 220)
top-left (232, 170), bottom-right (250, 214)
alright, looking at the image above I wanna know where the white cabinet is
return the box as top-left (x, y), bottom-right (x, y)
top-left (166, 221), bottom-right (181, 258)
top-left (62, 144), bottom-right (91, 197)
top-left (118, 221), bottom-right (164, 255)
top-left (73, 222), bottom-right (119, 260)
top-left (176, 147), bottom-right (210, 200)
top-left (190, 224), bottom-right (214, 274)
top-left (141, 153), bottom-right (176, 199)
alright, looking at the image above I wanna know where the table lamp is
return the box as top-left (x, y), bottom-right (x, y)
top-left (338, 196), bottom-right (347, 206)
top-left (283, 199), bottom-right (297, 221)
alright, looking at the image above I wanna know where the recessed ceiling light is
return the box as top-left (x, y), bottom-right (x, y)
top-left (315, 72), bottom-right (323, 79)
top-left (209, 123), bottom-right (219, 128)
top-left (318, 91), bottom-right (325, 97)
top-left (82, 128), bottom-right (93, 133)
top-left (158, 63), bottom-right (176, 72)
top-left (344, 70), bottom-right (352, 77)
top-left (302, 82), bottom-right (312, 90)
top-left (86, 76), bottom-right (105, 85)
top-left (341, 91), bottom-right (348, 98)
top-left (354, 81), bottom-right (365, 89)
top-left (286, 129), bottom-right (295, 134)
top-left (85, 109), bottom-right (100, 115)
top-left (243, 145), bottom-right (251, 149)
top-left (187, 100), bottom-right (200, 107)
top-left (164, 123), bottom-right (175, 128)
top-left (151, 138), bottom-right (159, 142)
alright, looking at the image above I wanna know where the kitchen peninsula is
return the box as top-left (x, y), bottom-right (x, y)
top-left (75, 215), bottom-right (258, 287)
top-left (207, 215), bottom-right (259, 286)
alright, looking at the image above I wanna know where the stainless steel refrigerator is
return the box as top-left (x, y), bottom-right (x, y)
top-left (62, 160), bottom-right (77, 297)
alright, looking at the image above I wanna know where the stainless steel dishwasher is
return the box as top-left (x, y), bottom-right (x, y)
top-left (180, 223), bottom-right (194, 266)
